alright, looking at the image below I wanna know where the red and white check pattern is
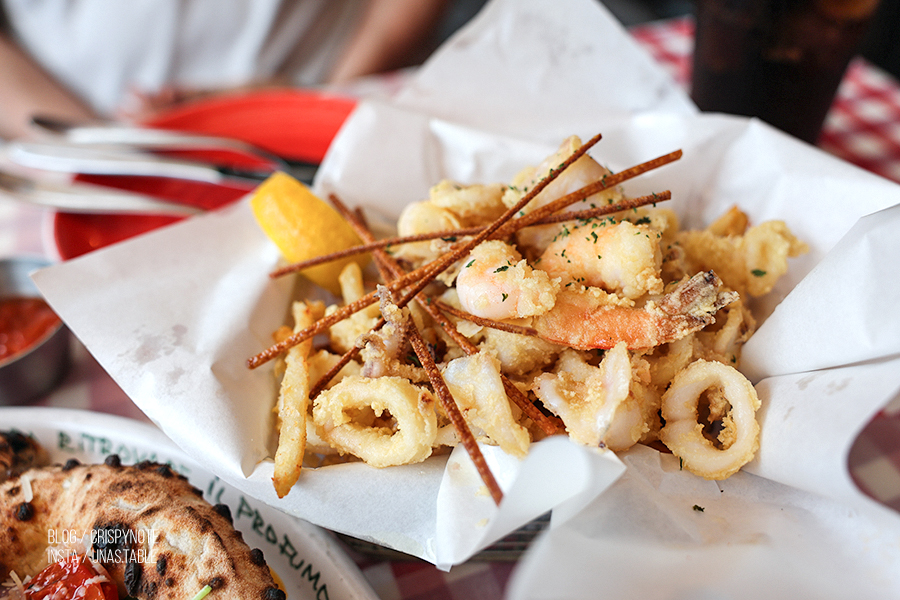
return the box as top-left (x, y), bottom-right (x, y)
top-left (22, 17), bottom-right (900, 600)
top-left (631, 16), bottom-right (900, 185)
top-left (345, 21), bottom-right (900, 597)
top-left (821, 62), bottom-right (900, 183)
top-left (629, 16), bottom-right (695, 88)
top-left (630, 16), bottom-right (900, 518)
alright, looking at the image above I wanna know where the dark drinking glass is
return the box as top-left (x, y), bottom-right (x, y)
top-left (691, 0), bottom-right (880, 144)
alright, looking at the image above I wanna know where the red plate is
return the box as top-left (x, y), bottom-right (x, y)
top-left (52, 89), bottom-right (356, 260)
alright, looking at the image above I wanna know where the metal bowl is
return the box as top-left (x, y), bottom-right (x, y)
top-left (0, 256), bottom-right (70, 405)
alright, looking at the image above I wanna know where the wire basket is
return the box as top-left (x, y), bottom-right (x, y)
top-left (337, 512), bottom-right (550, 562)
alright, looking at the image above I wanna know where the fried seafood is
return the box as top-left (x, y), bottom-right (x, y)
top-left (531, 344), bottom-right (633, 448)
top-left (313, 375), bottom-right (438, 468)
top-left (456, 240), bottom-right (559, 320)
top-left (532, 271), bottom-right (737, 350)
top-left (659, 359), bottom-right (761, 480)
top-left (442, 352), bottom-right (531, 457)
top-left (539, 219), bottom-right (664, 299)
top-left (465, 321), bottom-right (562, 377)
top-left (674, 219), bottom-right (809, 299)
top-left (250, 134), bottom-right (806, 497)
top-left (393, 181), bottom-right (507, 269)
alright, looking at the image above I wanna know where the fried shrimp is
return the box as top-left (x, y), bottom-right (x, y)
top-left (456, 240), bottom-right (559, 321)
top-left (539, 219), bottom-right (664, 299)
top-left (533, 270), bottom-right (738, 350)
top-left (659, 359), bottom-right (761, 480)
top-left (253, 136), bottom-right (806, 490)
top-left (503, 135), bottom-right (624, 253)
top-left (312, 375), bottom-right (437, 468)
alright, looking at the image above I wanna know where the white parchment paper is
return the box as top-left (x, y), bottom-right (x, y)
top-left (31, 0), bottom-right (900, 590)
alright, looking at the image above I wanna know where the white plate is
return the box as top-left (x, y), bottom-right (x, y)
top-left (0, 407), bottom-right (379, 600)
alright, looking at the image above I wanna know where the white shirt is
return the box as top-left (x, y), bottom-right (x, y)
top-left (2, 0), bottom-right (365, 115)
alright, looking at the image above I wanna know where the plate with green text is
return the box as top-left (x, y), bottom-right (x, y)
top-left (0, 407), bottom-right (378, 600)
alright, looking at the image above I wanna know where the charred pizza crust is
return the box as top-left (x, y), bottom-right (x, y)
top-left (0, 430), bottom-right (48, 484)
top-left (0, 456), bottom-right (285, 600)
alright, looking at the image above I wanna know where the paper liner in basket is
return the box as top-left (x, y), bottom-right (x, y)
top-left (31, 0), bottom-right (900, 582)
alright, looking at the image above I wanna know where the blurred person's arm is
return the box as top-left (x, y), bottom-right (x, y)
top-left (0, 33), bottom-right (96, 139)
top-left (327, 0), bottom-right (451, 83)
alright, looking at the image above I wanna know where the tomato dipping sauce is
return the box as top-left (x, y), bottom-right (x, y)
top-left (0, 297), bottom-right (61, 363)
top-left (23, 554), bottom-right (118, 600)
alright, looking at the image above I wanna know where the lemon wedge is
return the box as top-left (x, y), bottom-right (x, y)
top-left (251, 172), bottom-right (365, 295)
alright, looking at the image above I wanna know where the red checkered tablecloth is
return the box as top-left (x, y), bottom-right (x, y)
top-left (353, 19), bottom-right (900, 598)
top-left (10, 16), bottom-right (900, 600)
top-left (630, 16), bottom-right (900, 517)
top-left (630, 16), bottom-right (900, 185)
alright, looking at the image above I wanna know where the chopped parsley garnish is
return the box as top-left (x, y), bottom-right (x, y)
top-left (751, 269), bottom-right (767, 277)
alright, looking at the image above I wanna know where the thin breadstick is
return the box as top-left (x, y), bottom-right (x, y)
top-left (268, 229), bottom-right (483, 278)
top-left (331, 195), bottom-right (563, 438)
top-left (409, 323), bottom-right (505, 504)
top-left (309, 345), bottom-right (359, 399)
top-left (332, 195), bottom-right (505, 504)
top-left (269, 190), bottom-right (672, 279)
top-left (426, 300), bottom-right (565, 437)
top-left (530, 190), bottom-right (672, 226)
top-left (495, 150), bottom-right (683, 239)
top-left (248, 134), bottom-right (604, 368)
top-left (429, 299), bottom-right (538, 337)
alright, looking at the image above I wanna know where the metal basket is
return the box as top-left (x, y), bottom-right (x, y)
top-left (337, 512), bottom-right (550, 562)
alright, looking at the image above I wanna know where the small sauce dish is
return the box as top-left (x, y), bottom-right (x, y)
top-left (0, 257), bottom-right (70, 405)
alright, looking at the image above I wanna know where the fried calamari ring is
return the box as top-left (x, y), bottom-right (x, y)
top-left (312, 375), bottom-right (437, 468)
top-left (659, 359), bottom-right (760, 480)
top-left (0, 458), bottom-right (284, 600)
